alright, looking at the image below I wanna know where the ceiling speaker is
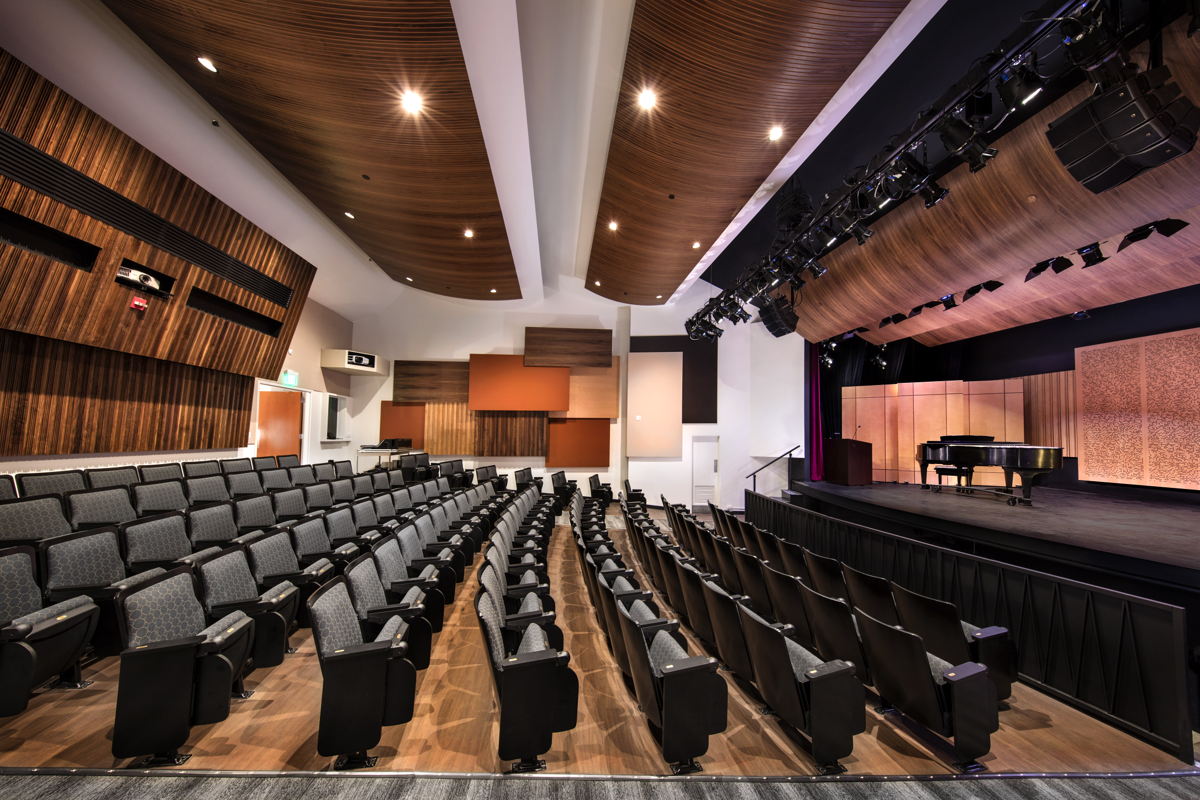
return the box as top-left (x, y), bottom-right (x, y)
top-left (1046, 65), bottom-right (1200, 194)
top-left (758, 296), bottom-right (799, 338)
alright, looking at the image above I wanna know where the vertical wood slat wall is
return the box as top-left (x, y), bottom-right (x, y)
top-left (474, 411), bottom-right (548, 457)
top-left (1023, 370), bottom-right (1078, 458)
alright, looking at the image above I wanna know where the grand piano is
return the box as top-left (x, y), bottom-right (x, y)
top-left (918, 435), bottom-right (1062, 505)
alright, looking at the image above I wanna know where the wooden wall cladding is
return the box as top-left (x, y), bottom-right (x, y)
top-left (546, 418), bottom-right (610, 468)
top-left (550, 357), bottom-right (620, 419)
top-left (393, 360), bottom-right (469, 403)
top-left (379, 401), bottom-right (426, 450)
top-left (474, 411), bottom-right (548, 458)
top-left (1023, 371), bottom-right (1077, 459)
top-left (841, 379), bottom-right (1024, 484)
top-left (468, 354), bottom-right (569, 412)
top-left (0, 51), bottom-right (314, 380)
top-left (423, 401), bottom-right (475, 456)
top-left (0, 329), bottom-right (252, 456)
top-left (523, 327), bottom-right (612, 367)
top-left (1076, 327), bottom-right (1200, 490)
top-left (627, 352), bottom-right (683, 458)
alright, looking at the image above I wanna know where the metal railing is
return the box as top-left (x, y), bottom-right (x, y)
top-left (746, 443), bottom-right (802, 493)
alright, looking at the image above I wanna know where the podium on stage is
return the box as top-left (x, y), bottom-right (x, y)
top-left (824, 438), bottom-right (872, 486)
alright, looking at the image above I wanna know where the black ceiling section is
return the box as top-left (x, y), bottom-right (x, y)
top-left (704, 0), bottom-right (1073, 290)
top-left (630, 335), bottom-right (718, 424)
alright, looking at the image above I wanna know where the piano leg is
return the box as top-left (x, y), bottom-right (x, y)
top-left (1002, 469), bottom-right (1015, 494)
top-left (919, 461), bottom-right (930, 489)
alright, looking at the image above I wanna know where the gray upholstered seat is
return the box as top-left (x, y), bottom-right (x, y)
top-left (343, 555), bottom-right (430, 669)
top-left (15, 470), bottom-right (87, 499)
top-left (120, 513), bottom-right (192, 570)
top-left (220, 458), bottom-right (253, 475)
top-left (138, 463), bottom-right (183, 483)
top-left (197, 548), bottom-right (297, 666)
top-left (189, 502), bottom-right (244, 548)
top-left (225, 471), bottom-right (264, 499)
top-left (0, 496), bottom-right (72, 545)
top-left (86, 466), bottom-right (140, 490)
top-left (185, 475), bottom-right (231, 507)
top-left (182, 460), bottom-right (220, 478)
top-left (231, 496), bottom-right (275, 534)
top-left (314, 463), bottom-right (337, 482)
top-left (65, 487), bottom-right (137, 531)
top-left (259, 468), bottom-right (292, 491)
top-left (251, 456), bottom-right (277, 471)
top-left (132, 480), bottom-right (189, 516)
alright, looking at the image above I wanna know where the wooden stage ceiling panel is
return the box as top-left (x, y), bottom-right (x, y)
top-left (467, 354), bottom-right (569, 412)
top-left (585, 0), bottom-right (909, 305)
top-left (103, 0), bottom-right (520, 300)
top-left (393, 360), bottom-right (469, 403)
top-left (551, 356), bottom-right (620, 420)
top-left (523, 327), bottom-right (612, 368)
top-left (1077, 327), bottom-right (1200, 490)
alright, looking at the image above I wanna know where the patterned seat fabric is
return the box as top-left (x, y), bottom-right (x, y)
top-left (273, 489), bottom-right (308, 519)
top-left (785, 638), bottom-right (825, 680)
top-left (352, 476), bottom-right (374, 498)
top-left (333, 461), bottom-right (354, 479)
top-left (132, 481), bottom-right (189, 516)
top-left (276, 455), bottom-right (300, 468)
top-left (139, 463), bottom-right (183, 482)
top-left (0, 550), bottom-right (47, 624)
top-left (345, 559), bottom-right (392, 618)
top-left (247, 532), bottom-right (304, 581)
top-left (313, 463), bottom-right (337, 482)
top-left (304, 483), bottom-right (334, 511)
top-left (220, 459), bottom-right (253, 474)
top-left (627, 599), bottom-right (659, 624)
top-left (0, 497), bottom-right (72, 543)
top-left (225, 472), bottom-right (264, 499)
top-left (66, 488), bottom-right (137, 530)
top-left (190, 503), bottom-right (242, 546)
top-left (15, 470), bottom-right (87, 499)
top-left (648, 629), bottom-right (688, 675)
top-left (199, 610), bottom-right (250, 642)
top-left (517, 623), bottom-right (548, 654)
top-left (309, 581), bottom-right (365, 656)
top-left (45, 530), bottom-right (127, 590)
top-left (325, 508), bottom-right (358, 546)
top-left (199, 551), bottom-right (263, 609)
top-left (331, 479), bottom-right (354, 503)
top-left (122, 573), bottom-right (209, 647)
top-left (251, 456), bottom-right (277, 471)
top-left (232, 496), bottom-right (275, 533)
top-left (183, 461), bottom-right (220, 477)
top-left (290, 518), bottom-right (333, 561)
top-left (0, 476), bottom-right (15, 502)
top-left (373, 538), bottom-right (413, 584)
top-left (122, 514), bottom-right (192, 566)
top-left (186, 476), bottom-right (230, 505)
top-left (375, 614), bottom-right (408, 644)
top-left (260, 469), bottom-right (292, 491)
top-left (86, 467), bottom-right (140, 489)
top-left (15, 594), bottom-right (94, 629)
top-left (288, 466), bottom-right (317, 487)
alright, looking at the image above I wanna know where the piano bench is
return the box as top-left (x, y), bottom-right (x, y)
top-left (934, 467), bottom-right (966, 486)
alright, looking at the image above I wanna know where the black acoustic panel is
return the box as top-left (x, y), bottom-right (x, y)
top-left (630, 335), bottom-right (718, 423)
top-left (0, 129), bottom-right (295, 307)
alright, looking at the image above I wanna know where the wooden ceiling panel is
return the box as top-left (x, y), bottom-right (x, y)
top-left (585, 0), bottom-right (910, 304)
top-left (787, 20), bottom-right (1200, 346)
top-left (103, 0), bottom-right (520, 300)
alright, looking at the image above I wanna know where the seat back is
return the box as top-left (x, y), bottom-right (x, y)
top-left (803, 548), bottom-right (847, 599)
top-left (276, 454), bottom-right (301, 468)
top-left (333, 460), bottom-right (354, 479)
top-left (225, 471), bottom-right (265, 499)
top-left (776, 538), bottom-right (809, 579)
top-left (387, 469), bottom-right (406, 488)
top-left (330, 478), bottom-right (354, 502)
top-left (185, 475), bottom-right (231, 506)
top-left (761, 563), bottom-right (815, 650)
top-left (304, 482), bottom-right (335, 511)
top-left (42, 528), bottom-right (126, 593)
top-left (736, 603), bottom-right (803, 718)
top-left (15, 470), bottom-right (87, 499)
top-left (731, 547), bottom-right (773, 618)
top-left (797, 580), bottom-right (870, 681)
top-left (614, 599), bottom-right (665, 728)
top-left (139, 463), bottom-right (183, 483)
top-left (119, 570), bottom-right (206, 647)
top-left (324, 507), bottom-right (358, 546)
top-left (86, 466), bottom-right (140, 490)
top-left (183, 460), bottom-right (220, 477)
top-left (290, 517), bottom-right (333, 561)
top-left (673, 555), bottom-right (717, 649)
top-left (0, 475), bottom-right (15, 502)
top-left (892, 583), bottom-right (974, 666)
top-left (371, 472), bottom-right (389, 492)
top-left (372, 535), bottom-right (410, 584)
top-left (842, 563), bottom-right (899, 626)
top-left (351, 475), bottom-right (374, 498)
top-left (0, 546), bottom-right (47, 622)
top-left (65, 487), bottom-right (137, 530)
top-left (197, 548), bottom-right (260, 610)
top-left (120, 513), bottom-right (191, 569)
top-left (344, 554), bottom-right (389, 618)
top-left (699, 578), bottom-right (755, 679)
top-left (313, 462), bottom-right (337, 482)
top-left (251, 456), bottom-right (277, 470)
top-left (288, 466), bottom-right (317, 486)
top-left (191, 502), bottom-right (244, 547)
top-left (130, 480), bottom-right (188, 517)
top-left (220, 458), bottom-right (253, 474)
top-left (272, 488), bottom-right (308, 521)
top-left (854, 607), bottom-right (948, 733)
top-left (391, 487), bottom-right (412, 511)
top-left (246, 530), bottom-right (302, 583)
top-left (260, 468), bottom-right (292, 491)
top-left (308, 578), bottom-right (365, 657)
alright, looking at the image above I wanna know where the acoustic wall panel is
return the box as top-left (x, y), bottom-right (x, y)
top-left (1077, 327), bottom-right (1200, 490)
top-left (424, 401), bottom-right (475, 455)
top-left (1023, 370), bottom-right (1078, 458)
top-left (467, 354), bottom-right (569, 411)
top-left (0, 329), bottom-right (252, 456)
top-left (524, 327), bottom-right (612, 367)
top-left (550, 357), bottom-right (620, 419)
top-left (628, 351), bottom-right (683, 458)
top-left (630, 335), bottom-right (717, 423)
top-left (546, 418), bottom-right (610, 467)
top-left (393, 360), bottom-right (469, 403)
top-left (474, 411), bottom-right (548, 457)
top-left (379, 401), bottom-right (426, 449)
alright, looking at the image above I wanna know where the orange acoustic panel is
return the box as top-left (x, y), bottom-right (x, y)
top-left (550, 356), bottom-right (620, 419)
top-left (379, 401), bottom-right (425, 450)
top-left (468, 354), bottom-right (569, 411)
top-left (546, 418), bottom-right (611, 468)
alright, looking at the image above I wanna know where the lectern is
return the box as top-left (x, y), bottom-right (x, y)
top-left (824, 439), bottom-right (872, 486)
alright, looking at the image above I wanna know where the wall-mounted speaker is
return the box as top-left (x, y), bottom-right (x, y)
top-left (1046, 64), bottom-right (1199, 194)
top-left (758, 296), bottom-right (799, 338)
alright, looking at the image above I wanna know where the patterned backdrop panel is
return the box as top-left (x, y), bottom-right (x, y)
top-left (1076, 327), bottom-right (1200, 490)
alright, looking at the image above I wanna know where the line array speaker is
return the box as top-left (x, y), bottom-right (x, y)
top-left (759, 295), bottom-right (799, 338)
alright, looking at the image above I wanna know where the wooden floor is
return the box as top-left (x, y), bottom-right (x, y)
top-left (0, 508), bottom-right (1188, 775)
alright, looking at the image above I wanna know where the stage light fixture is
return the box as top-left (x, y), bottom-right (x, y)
top-left (920, 181), bottom-right (949, 208)
top-left (982, 280), bottom-right (1004, 292)
top-left (1077, 242), bottom-right (1107, 267)
top-left (1152, 218), bottom-right (1188, 237)
top-left (998, 62), bottom-right (1045, 112)
top-left (880, 316), bottom-right (894, 328)
top-left (833, 207), bottom-right (872, 246)
top-left (787, 274), bottom-right (807, 292)
top-left (806, 262), bottom-right (827, 279)
top-left (1025, 260), bottom-right (1052, 281)
top-left (907, 305), bottom-right (924, 319)
top-left (939, 293), bottom-right (958, 310)
top-left (1024, 257), bottom-right (1072, 281)
top-left (939, 116), bottom-right (997, 172)
top-left (890, 313), bottom-right (907, 326)
top-left (1117, 223), bottom-right (1154, 251)
top-left (963, 284), bottom-right (984, 301)
top-left (820, 353), bottom-right (834, 369)
top-left (1071, 310), bottom-right (1091, 321)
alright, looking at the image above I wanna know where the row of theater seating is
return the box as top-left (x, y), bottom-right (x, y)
top-left (573, 493), bottom-right (728, 774)
top-left (472, 488), bottom-right (579, 772)
top-left (0, 457), bottom-right (532, 767)
top-left (642, 498), bottom-right (1013, 771)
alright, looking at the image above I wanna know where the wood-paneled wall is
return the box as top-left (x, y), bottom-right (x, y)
top-left (468, 354), bottom-right (569, 411)
top-left (424, 400), bottom-right (475, 456)
top-left (474, 411), bottom-right (548, 457)
top-left (551, 357), bottom-right (620, 419)
top-left (0, 50), bottom-right (314, 380)
top-left (524, 327), bottom-right (612, 367)
top-left (392, 360), bottom-right (469, 403)
top-left (1023, 371), bottom-right (1078, 458)
top-left (0, 330), bottom-right (252, 456)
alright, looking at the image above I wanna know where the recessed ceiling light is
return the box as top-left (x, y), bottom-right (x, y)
top-left (656, 295), bottom-right (663, 299)
top-left (637, 88), bottom-right (657, 110)
top-left (692, 241), bottom-right (701, 249)
top-left (197, 56), bottom-right (217, 73)
top-left (489, 288), bottom-right (497, 294)
top-left (344, 211), bottom-right (355, 219)
top-left (594, 280), bottom-right (601, 287)
top-left (768, 125), bottom-right (783, 141)
top-left (607, 220), bottom-right (618, 231)
top-left (405, 276), bottom-right (413, 282)
top-left (400, 90), bottom-right (423, 115)
top-left (463, 228), bottom-right (474, 238)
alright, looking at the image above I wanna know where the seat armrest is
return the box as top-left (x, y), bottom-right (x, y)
top-left (123, 634), bottom-right (205, 656)
top-left (614, 589), bottom-right (653, 604)
top-left (640, 619), bottom-right (681, 638)
top-left (210, 598), bottom-right (273, 619)
top-left (504, 583), bottom-right (549, 598)
top-left (408, 555), bottom-right (448, 569)
top-left (198, 614), bottom-right (254, 654)
top-left (366, 604), bottom-right (422, 624)
top-left (967, 625), bottom-right (1008, 641)
top-left (387, 577), bottom-right (427, 594)
top-left (497, 646), bottom-right (565, 670)
top-left (659, 654), bottom-right (718, 675)
top-left (503, 610), bottom-right (556, 629)
top-left (324, 639), bottom-right (408, 663)
top-left (0, 622), bottom-right (33, 642)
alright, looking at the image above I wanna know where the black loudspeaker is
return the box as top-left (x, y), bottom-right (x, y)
top-left (758, 295), bottom-right (799, 337)
top-left (1047, 65), bottom-right (1200, 194)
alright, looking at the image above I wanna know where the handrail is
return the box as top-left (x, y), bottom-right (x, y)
top-left (746, 443), bottom-right (802, 493)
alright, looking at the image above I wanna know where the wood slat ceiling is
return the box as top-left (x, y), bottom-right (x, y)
top-left (789, 20), bottom-right (1200, 346)
top-left (103, 0), bottom-right (520, 300)
top-left (585, 0), bottom-right (910, 304)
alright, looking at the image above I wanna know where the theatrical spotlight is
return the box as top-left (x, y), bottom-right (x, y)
top-left (1077, 242), bottom-right (1107, 267)
top-left (1119, 218), bottom-right (1189, 250)
top-left (1025, 256), bottom-right (1073, 281)
top-left (997, 57), bottom-right (1045, 112)
top-left (806, 261), bottom-right (828, 279)
top-left (1071, 310), bottom-right (1091, 321)
top-left (886, 154), bottom-right (949, 209)
top-left (962, 280), bottom-right (1004, 301)
top-left (939, 293), bottom-right (958, 310)
top-left (939, 116), bottom-right (997, 172)
top-left (907, 304), bottom-right (925, 319)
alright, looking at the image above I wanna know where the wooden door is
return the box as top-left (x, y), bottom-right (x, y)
top-left (257, 390), bottom-right (302, 458)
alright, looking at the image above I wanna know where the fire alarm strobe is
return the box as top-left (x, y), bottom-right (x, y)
top-left (130, 296), bottom-right (149, 311)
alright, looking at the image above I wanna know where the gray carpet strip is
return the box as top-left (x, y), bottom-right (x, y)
top-left (2, 774), bottom-right (1199, 800)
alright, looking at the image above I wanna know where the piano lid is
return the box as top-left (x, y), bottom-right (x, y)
top-left (938, 435), bottom-right (995, 442)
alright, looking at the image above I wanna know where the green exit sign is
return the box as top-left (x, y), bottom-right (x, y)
top-left (280, 369), bottom-right (300, 388)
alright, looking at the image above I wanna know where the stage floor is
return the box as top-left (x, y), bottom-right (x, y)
top-left (791, 481), bottom-right (1200, 574)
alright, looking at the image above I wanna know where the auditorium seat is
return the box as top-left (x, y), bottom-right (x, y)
top-left (313, 462), bottom-right (337, 483)
top-left (243, 529), bottom-right (336, 616)
top-left (193, 502), bottom-right (252, 548)
top-left (803, 548), bottom-right (848, 600)
top-left (119, 513), bottom-right (194, 572)
top-left (272, 488), bottom-right (311, 523)
top-left (395, 525), bottom-right (457, 602)
top-left (386, 468), bottom-right (406, 489)
top-left (854, 607), bottom-right (998, 768)
top-left (730, 546), bottom-right (774, 618)
top-left (413, 453), bottom-right (433, 481)
top-left (184, 475), bottom-right (231, 508)
top-left (306, 578), bottom-right (417, 769)
top-left (370, 535), bottom-right (444, 631)
top-left (370, 472), bottom-right (389, 493)
top-left (842, 563), bottom-right (900, 626)
top-left (343, 554), bottom-right (432, 669)
top-left (0, 546), bottom-right (100, 716)
top-left (333, 460), bottom-right (354, 479)
top-left (0, 475), bottom-right (15, 501)
top-left (224, 471), bottom-right (265, 500)
top-left (699, 577), bottom-right (755, 680)
top-left (111, 568), bottom-right (255, 765)
top-left (64, 487), bottom-right (138, 531)
top-left (760, 562), bottom-right (816, 651)
top-left (287, 517), bottom-right (360, 570)
top-left (194, 546), bottom-right (297, 668)
top-left (276, 454), bottom-right (301, 469)
top-left (892, 583), bottom-right (1015, 702)
top-left (220, 458), bottom-right (253, 475)
top-left (351, 475), bottom-right (374, 498)
top-left (132, 480), bottom-right (189, 517)
top-left (250, 456), bottom-right (277, 471)
top-left (139, 463), bottom-right (184, 483)
top-left (15, 469), bottom-right (87, 499)
top-left (85, 466), bottom-right (140, 490)
top-left (478, 562), bottom-right (561, 647)
top-left (303, 482), bottom-right (337, 514)
top-left (475, 591), bottom-right (578, 773)
top-left (182, 460), bottom-right (220, 478)
top-left (398, 455), bottom-right (418, 483)
top-left (259, 468), bottom-right (292, 491)
top-left (288, 466), bottom-right (318, 487)
top-left (615, 595), bottom-right (724, 773)
top-left (623, 479), bottom-right (646, 504)
top-left (0, 497), bottom-right (69, 548)
top-left (796, 580), bottom-right (872, 682)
